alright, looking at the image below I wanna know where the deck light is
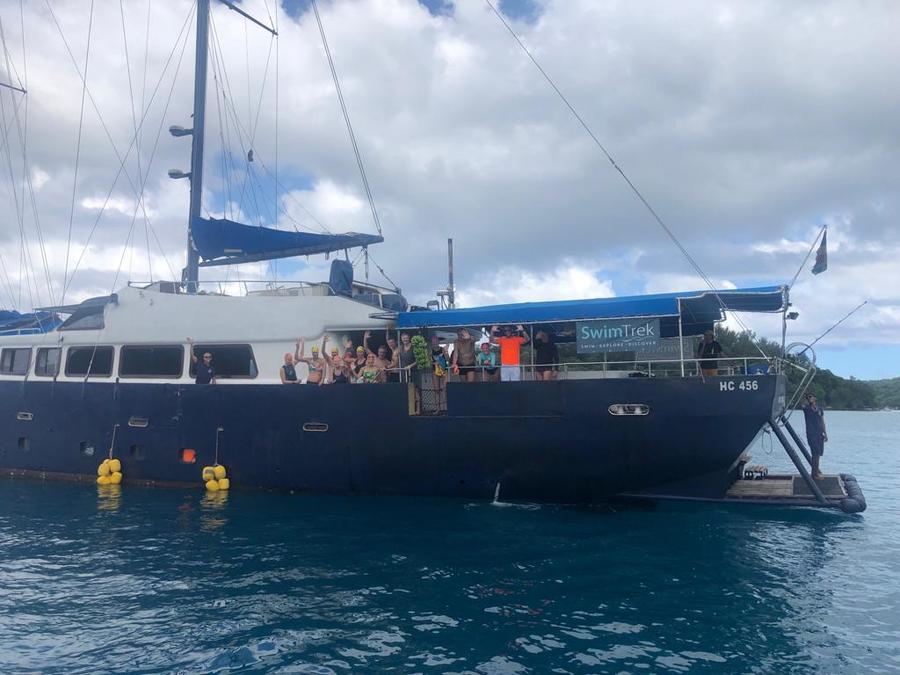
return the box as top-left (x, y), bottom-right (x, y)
top-left (168, 125), bottom-right (193, 137)
top-left (168, 169), bottom-right (191, 180)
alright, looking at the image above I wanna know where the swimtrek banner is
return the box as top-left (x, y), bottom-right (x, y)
top-left (576, 319), bottom-right (660, 354)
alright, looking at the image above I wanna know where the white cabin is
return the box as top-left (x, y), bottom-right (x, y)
top-left (0, 279), bottom-right (403, 385)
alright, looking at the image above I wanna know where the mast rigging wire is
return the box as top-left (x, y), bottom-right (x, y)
top-left (788, 224), bottom-right (826, 291)
top-left (61, 0), bottom-right (94, 305)
top-left (311, 0), bottom-right (382, 237)
top-left (60, 2), bottom-right (196, 295)
top-left (0, 16), bottom-right (54, 308)
top-left (207, 12), bottom-right (331, 234)
top-left (45, 0), bottom-right (178, 278)
top-left (798, 300), bottom-right (867, 357)
top-left (483, 0), bottom-right (768, 357)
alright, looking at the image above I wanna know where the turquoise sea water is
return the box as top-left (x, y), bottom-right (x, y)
top-left (1, 411), bottom-right (898, 674)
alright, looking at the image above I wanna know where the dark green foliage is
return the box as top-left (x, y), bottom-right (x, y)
top-left (869, 377), bottom-right (900, 409)
top-left (715, 326), bottom-right (880, 410)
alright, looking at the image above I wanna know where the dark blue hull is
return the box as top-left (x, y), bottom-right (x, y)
top-left (0, 376), bottom-right (784, 502)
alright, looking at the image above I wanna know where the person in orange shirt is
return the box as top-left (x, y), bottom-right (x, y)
top-left (490, 324), bottom-right (530, 382)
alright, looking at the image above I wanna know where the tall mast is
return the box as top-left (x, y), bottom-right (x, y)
top-left (184, 0), bottom-right (210, 291)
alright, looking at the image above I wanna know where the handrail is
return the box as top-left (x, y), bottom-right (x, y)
top-left (128, 278), bottom-right (399, 295)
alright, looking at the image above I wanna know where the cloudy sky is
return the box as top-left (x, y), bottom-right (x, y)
top-left (0, 0), bottom-right (897, 378)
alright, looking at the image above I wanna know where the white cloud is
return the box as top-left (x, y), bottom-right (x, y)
top-left (457, 263), bottom-right (614, 307)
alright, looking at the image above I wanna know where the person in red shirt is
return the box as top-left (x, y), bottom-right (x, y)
top-left (490, 324), bottom-right (530, 382)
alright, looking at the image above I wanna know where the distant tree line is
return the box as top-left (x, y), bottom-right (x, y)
top-left (545, 324), bottom-right (893, 410)
top-left (714, 327), bottom-right (887, 410)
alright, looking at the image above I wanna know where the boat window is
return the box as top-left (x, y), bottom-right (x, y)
top-left (34, 348), bottom-right (61, 377)
top-left (189, 344), bottom-right (258, 379)
top-left (65, 346), bottom-right (114, 377)
top-left (58, 306), bottom-right (105, 331)
top-left (120, 345), bottom-right (184, 378)
top-left (0, 348), bottom-right (32, 376)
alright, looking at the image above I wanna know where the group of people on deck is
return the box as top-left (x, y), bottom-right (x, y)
top-left (186, 325), bottom-right (561, 386)
top-left (274, 325), bottom-right (560, 385)
top-left (278, 331), bottom-right (416, 385)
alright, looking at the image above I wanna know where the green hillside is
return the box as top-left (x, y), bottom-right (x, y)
top-left (713, 327), bottom-right (880, 410)
top-left (868, 377), bottom-right (900, 409)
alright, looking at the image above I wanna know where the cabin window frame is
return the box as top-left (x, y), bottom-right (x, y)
top-left (64, 345), bottom-right (115, 378)
top-left (119, 344), bottom-right (185, 379)
top-left (33, 347), bottom-right (62, 378)
top-left (188, 343), bottom-right (259, 380)
top-left (0, 347), bottom-right (32, 376)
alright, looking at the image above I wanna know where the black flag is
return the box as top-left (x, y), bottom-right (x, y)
top-left (811, 229), bottom-right (827, 275)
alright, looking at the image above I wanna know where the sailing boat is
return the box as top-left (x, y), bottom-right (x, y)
top-left (0, 1), bottom-right (858, 510)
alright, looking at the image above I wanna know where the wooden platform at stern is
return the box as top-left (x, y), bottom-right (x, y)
top-left (726, 474), bottom-right (847, 500)
top-left (620, 472), bottom-right (866, 513)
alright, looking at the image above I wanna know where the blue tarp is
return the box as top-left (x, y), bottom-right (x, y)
top-left (0, 310), bottom-right (61, 335)
top-left (397, 286), bottom-right (787, 333)
top-left (192, 217), bottom-right (383, 266)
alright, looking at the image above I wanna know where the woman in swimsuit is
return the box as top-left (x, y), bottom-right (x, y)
top-left (330, 353), bottom-right (350, 384)
top-left (359, 353), bottom-right (384, 384)
top-left (351, 346), bottom-right (368, 381)
top-left (295, 336), bottom-right (329, 385)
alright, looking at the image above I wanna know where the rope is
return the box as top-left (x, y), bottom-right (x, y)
top-left (788, 224), bottom-right (826, 291)
top-left (311, 0), bottom-right (382, 236)
top-left (484, 0), bottom-right (768, 358)
top-left (61, 0), bottom-right (94, 305)
top-left (798, 300), bottom-right (868, 357)
top-left (366, 251), bottom-right (400, 292)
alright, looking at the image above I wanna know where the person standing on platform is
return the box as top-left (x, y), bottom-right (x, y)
top-left (187, 338), bottom-right (216, 384)
top-left (801, 392), bottom-right (828, 479)
top-left (491, 324), bottom-right (530, 382)
top-left (696, 329), bottom-right (724, 377)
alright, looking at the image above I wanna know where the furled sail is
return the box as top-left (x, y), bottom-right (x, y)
top-left (191, 217), bottom-right (383, 267)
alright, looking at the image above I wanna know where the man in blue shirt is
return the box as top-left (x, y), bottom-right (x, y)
top-left (187, 338), bottom-right (216, 384)
top-left (801, 392), bottom-right (827, 478)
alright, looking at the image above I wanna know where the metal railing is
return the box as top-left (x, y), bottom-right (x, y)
top-left (128, 278), bottom-right (398, 298)
top-left (391, 355), bottom-right (805, 384)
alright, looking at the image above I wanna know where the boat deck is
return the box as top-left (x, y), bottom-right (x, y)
top-left (726, 474), bottom-right (845, 500)
top-left (622, 472), bottom-right (866, 513)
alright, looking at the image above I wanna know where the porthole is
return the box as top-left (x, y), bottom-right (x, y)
top-left (128, 417), bottom-right (149, 428)
top-left (80, 442), bottom-right (95, 457)
top-left (608, 404), bottom-right (650, 416)
top-left (16, 412), bottom-right (33, 421)
top-left (302, 422), bottom-right (329, 433)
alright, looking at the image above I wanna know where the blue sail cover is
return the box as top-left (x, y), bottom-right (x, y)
top-left (0, 310), bottom-right (61, 335)
top-left (192, 217), bottom-right (384, 267)
top-left (397, 286), bottom-right (786, 335)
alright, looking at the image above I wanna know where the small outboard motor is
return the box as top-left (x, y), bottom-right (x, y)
top-left (329, 259), bottom-right (353, 296)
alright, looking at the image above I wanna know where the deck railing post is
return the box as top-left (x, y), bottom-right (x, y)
top-left (769, 418), bottom-right (826, 504)
top-left (677, 299), bottom-right (685, 377)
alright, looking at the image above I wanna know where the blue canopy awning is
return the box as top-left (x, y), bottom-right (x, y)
top-left (397, 286), bottom-right (787, 336)
top-left (192, 217), bottom-right (383, 267)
